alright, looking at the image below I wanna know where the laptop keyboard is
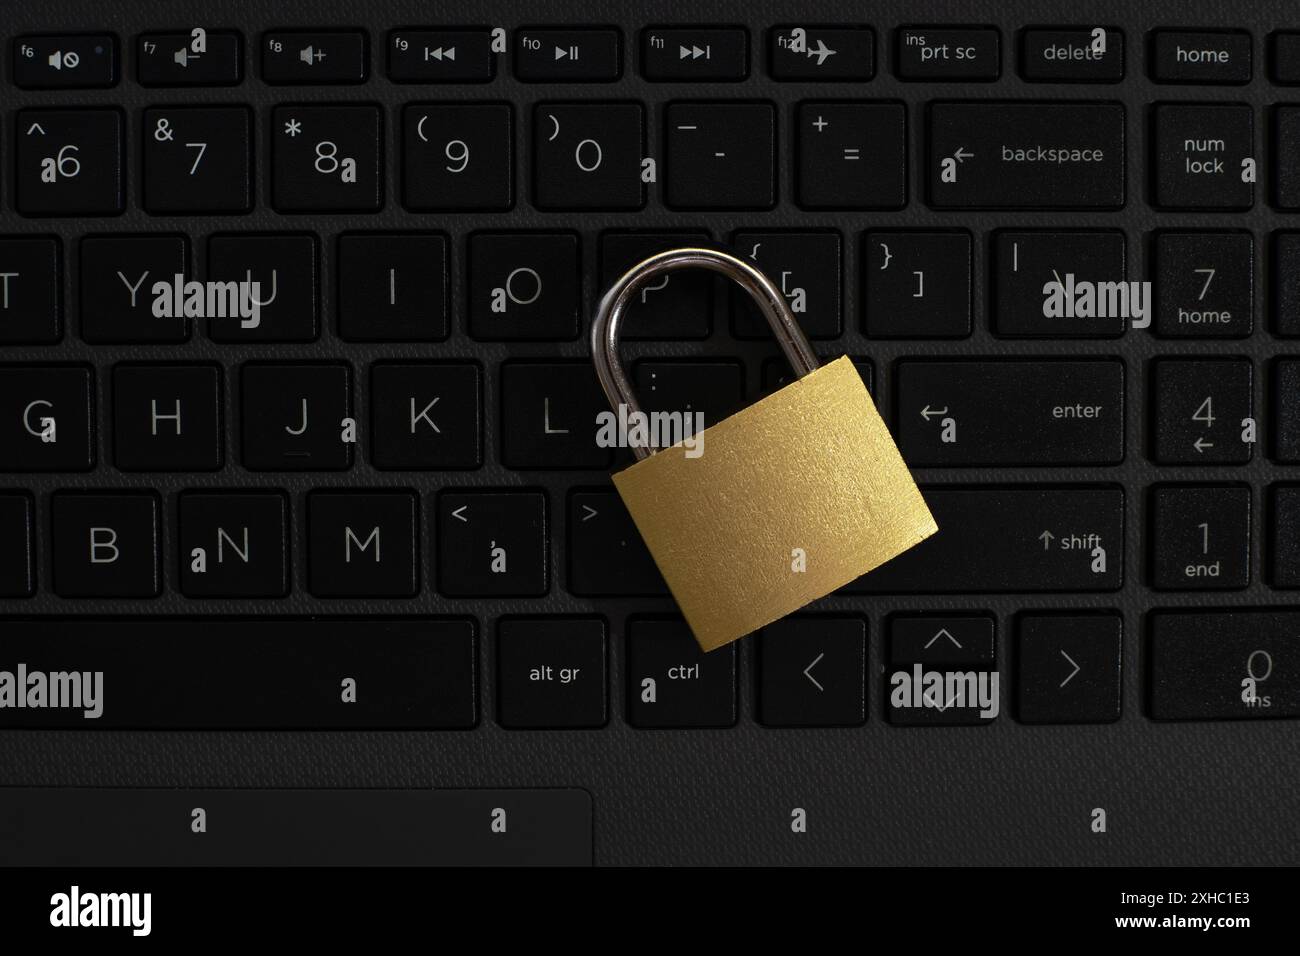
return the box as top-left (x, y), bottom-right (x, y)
top-left (1, 1), bottom-right (1299, 865)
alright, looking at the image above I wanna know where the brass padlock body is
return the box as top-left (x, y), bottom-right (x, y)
top-left (614, 356), bottom-right (937, 651)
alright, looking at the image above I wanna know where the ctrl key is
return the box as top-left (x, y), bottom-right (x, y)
top-left (1149, 611), bottom-right (1300, 720)
top-left (626, 619), bottom-right (736, 728)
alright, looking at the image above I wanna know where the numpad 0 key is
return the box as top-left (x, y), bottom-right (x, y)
top-left (2, 0), bottom-right (1299, 870)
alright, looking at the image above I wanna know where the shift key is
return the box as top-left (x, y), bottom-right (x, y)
top-left (847, 487), bottom-right (1124, 593)
top-left (928, 102), bottom-right (1125, 208)
top-left (895, 360), bottom-right (1124, 466)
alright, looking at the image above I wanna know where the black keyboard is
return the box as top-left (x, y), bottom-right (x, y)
top-left (1, 0), bottom-right (1298, 868)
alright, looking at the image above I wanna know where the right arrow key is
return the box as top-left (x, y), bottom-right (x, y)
top-left (1016, 613), bottom-right (1122, 724)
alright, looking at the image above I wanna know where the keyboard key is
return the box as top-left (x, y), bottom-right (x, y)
top-left (208, 234), bottom-right (318, 342)
top-left (178, 492), bottom-right (289, 598)
top-left (1155, 232), bottom-right (1253, 337)
top-left (890, 614), bottom-right (995, 664)
top-left (626, 619), bottom-right (736, 728)
top-left (566, 489), bottom-right (666, 596)
top-left (769, 26), bottom-right (874, 80)
top-left (1271, 107), bottom-right (1300, 209)
top-left (1151, 30), bottom-right (1251, 84)
top-left (1152, 484), bottom-right (1251, 590)
top-left (534, 104), bottom-right (644, 210)
top-left (402, 104), bottom-right (513, 211)
top-left (1272, 32), bottom-right (1300, 84)
top-left (994, 230), bottom-right (1127, 337)
top-left (338, 233), bottom-right (447, 341)
top-left (847, 487), bottom-right (1124, 593)
top-left (14, 34), bottom-right (117, 88)
top-left (894, 360), bottom-right (1124, 465)
top-left (642, 27), bottom-right (747, 81)
top-left (500, 362), bottom-right (612, 469)
top-left (0, 365), bottom-right (93, 471)
top-left (1274, 359), bottom-right (1300, 462)
top-left (634, 361), bottom-right (745, 427)
top-left (1151, 359), bottom-right (1253, 464)
top-left (272, 105), bottom-right (382, 212)
top-left (16, 109), bottom-right (123, 216)
top-left (599, 231), bottom-right (712, 339)
top-left (1153, 104), bottom-right (1254, 209)
top-left (758, 616), bottom-right (865, 728)
top-left (52, 492), bottom-right (160, 597)
top-left (863, 231), bottom-right (971, 337)
top-left (515, 28), bottom-right (620, 82)
top-left (497, 618), bottom-right (607, 729)
top-left (896, 27), bottom-right (999, 80)
top-left (0, 620), bottom-right (476, 728)
top-left (0, 787), bottom-right (589, 864)
top-left (262, 30), bottom-right (367, 84)
top-left (1272, 486), bottom-right (1300, 587)
top-left (387, 29), bottom-right (495, 82)
top-left (1150, 611), bottom-right (1300, 720)
top-left (437, 491), bottom-right (548, 596)
top-left (887, 614), bottom-right (997, 725)
top-left (0, 237), bottom-right (61, 344)
top-left (665, 102), bottom-right (775, 210)
top-left (1016, 614), bottom-right (1121, 724)
top-left (469, 233), bottom-right (579, 340)
top-left (796, 103), bottom-right (905, 210)
top-left (1273, 232), bottom-right (1300, 333)
top-left (1020, 27), bottom-right (1123, 82)
top-left (240, 363), bottom-right (352, 471)
top-left (370, 362), bottom-right (482, 469)
top-left (80, 235), bottom-right (189, 343)
top-left (112, 364), bottom-right (222, 471)
top-left (0, 494), bottom-right (34, 597)
top-left (308, 491), bottom-right (418, 597)
top-left (928, 102), bottom-right (1124, 209)
top-left (142, 106), bottom-right (252, 213)
top-left (137, 30), bottom-right (242, 86)
top-left (732, 232), bottom-right (840, 338)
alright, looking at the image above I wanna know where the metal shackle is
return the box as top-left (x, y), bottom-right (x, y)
top-left (591, 247), bottom-right (820, 461)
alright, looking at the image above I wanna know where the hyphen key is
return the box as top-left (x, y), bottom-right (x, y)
top-left (928, 102), bottom-right (1125, 208)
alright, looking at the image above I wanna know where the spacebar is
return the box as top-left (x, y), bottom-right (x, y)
top-left (0, 788), bottom-right (592, 866)
top-left (0, 619), bottom-right (476, 728)
top-left (847, 486), bottom-right (1125, 592)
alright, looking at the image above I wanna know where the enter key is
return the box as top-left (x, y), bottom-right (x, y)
top-left (895, 359), bottom-right (1125, 466)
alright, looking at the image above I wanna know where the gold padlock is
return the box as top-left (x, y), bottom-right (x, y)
top-left (592, 247), bottom-right (938, 652)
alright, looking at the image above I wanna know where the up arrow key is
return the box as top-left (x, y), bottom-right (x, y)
top-left (26, 123), bottom-right (45, 136)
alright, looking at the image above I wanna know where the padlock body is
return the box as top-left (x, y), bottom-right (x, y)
top-left (613, 356), bottom-right (937, 652)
